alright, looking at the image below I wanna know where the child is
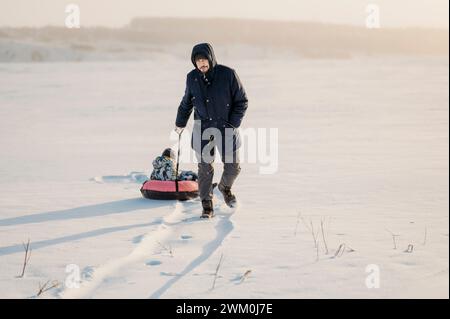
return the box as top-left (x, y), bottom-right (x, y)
top-left (150, 148), bottom-right (198, 181)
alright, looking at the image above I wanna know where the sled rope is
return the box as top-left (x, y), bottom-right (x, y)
top-left (175, 130), bottom-right (182, 193)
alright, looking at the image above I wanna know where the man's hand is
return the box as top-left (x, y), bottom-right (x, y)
top-left (174, 126), bottom-right (184, 135)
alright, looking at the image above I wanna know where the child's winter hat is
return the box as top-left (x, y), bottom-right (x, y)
top-left (162, 148), bottom-right (175, 159)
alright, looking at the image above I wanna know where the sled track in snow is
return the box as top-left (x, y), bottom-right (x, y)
top-left (61, 202), bottom-right (183, 299)
top-left (61, 198), bottom-right (237, 299)
top-left (149, 201), bottom-right (236, 298)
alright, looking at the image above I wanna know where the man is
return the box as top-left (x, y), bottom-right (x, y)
top-left (175, 43), bottom-right (248, 218)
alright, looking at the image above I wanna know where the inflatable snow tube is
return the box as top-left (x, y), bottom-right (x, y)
top-left (140, 180), bottom-right (199, 201)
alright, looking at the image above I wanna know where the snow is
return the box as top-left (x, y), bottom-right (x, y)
top-left (0, 55), bottom-right (448, 299)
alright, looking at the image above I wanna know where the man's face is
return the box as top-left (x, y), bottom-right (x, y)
top-left (195, 57), bottom-right (209, 74)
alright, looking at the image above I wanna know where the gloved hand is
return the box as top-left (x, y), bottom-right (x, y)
top-left (174, 126), bottom-right (184, 135)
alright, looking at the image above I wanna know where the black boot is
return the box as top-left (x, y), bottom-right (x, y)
top-left (218, 185), bottom-right (237, 208)
top-left (201, 200), bottom-right (214, 218)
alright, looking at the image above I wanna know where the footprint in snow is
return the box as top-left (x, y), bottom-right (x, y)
top-left (81, 266), bottom-right (95, 281)
top-left (160, 271), bottom-right (180, 277)
top-left (132, 234), bottom-right (144, 244)
top-left (90, 172), bottom-right (148, 184)
top-left (146, 260), bottom-right (162, 266)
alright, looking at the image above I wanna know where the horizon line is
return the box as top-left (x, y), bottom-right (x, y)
top-left (0, 16), bottom-right (448, 32)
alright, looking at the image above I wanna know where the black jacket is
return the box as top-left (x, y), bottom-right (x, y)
top-left (175, 43), bottom-right (248, 153)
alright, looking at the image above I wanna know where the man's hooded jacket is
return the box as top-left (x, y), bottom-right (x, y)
top-left (175, 43), bottom-right (248, 154)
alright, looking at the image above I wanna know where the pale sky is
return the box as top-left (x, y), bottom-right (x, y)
top-left (0, 0), bottom-right (448, 28)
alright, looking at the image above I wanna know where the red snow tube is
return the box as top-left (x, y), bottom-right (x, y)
top-left (140, 180), bottom-right (199, 201)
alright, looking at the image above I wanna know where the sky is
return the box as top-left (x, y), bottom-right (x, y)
top-left (0, 0), bottom-right (448, 29)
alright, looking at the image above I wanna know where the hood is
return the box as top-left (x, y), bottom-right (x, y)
top-left (191, 43), bottom-right (217, 70)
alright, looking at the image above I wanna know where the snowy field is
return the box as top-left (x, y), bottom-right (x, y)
top-left (0, 55), bottom-right (448, 298)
